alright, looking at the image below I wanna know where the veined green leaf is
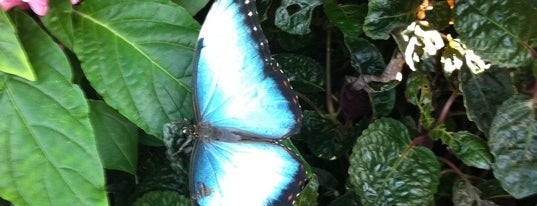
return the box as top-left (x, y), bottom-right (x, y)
top-left (0, 10), bottom-right (36, 81)
top-left (89, 100), bottom-right (138, 174)
top-left (348, 118), bottom-right (440, 205)
top-left (489, 94), bottom-right (537, 198)
top-left (454, 0), bottom-right (537, 67)
top-left (73, 0), bottom-right (199, 138)
top-left (323, 0), bottom-right (366, 37)
top-left (344, 37), bottom-right (386, 76)
top-left (41, 0), bottom-right (75, 49)
top-left (0, 11), bottom-right (107, 206)
top-left (460, 67), bottom-right (515, 135)
top-left (430, 126), bottom-right (492, 170)
top-left (275, 0), bottom-right (322, 35)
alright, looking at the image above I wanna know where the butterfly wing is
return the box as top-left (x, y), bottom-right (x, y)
top-left (191, 140), bottom-right (306, 206)
top-left (193, 0), bottom-right (301, 139)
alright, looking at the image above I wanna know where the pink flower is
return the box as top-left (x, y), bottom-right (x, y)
top-left (0, 0), bottom-right (48, 16)
top-left (0, 0), bottom-right (80, 16)
top-left (26, 0), bottom-right (49, 16)
top-left (0, 0), bottom-right (22, 11)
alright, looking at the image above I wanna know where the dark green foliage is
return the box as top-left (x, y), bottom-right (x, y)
top-left (1, 0), bottom-right (537, 205)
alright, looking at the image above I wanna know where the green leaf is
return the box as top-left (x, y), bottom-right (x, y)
top-left (294, 175), bottom-right (319, 206)
top-left (172, 0), bottom-right (210, 16)
top-left (41, 0), bottom-right (75, 49)
top-left (73, 0), bottom-right (199, 138)
top-left (273, 53), bottom-right (324, 93)
top-left (460, 67), bottom-right (515, 135)
top-left (275, 0), bottom-right (322, 35)
top-left (133, 191), bottom-right (190, 206)
top-left (0, 11), bottom-right (107, 206)
top-left (449, 131), bottom-right (493, 170)
top-left (454, 0), bottom-right (537, 67)
top-left (476, 180), bottom-right (509, 199)
top-left (452, 179), bottom-right (500, 206)
top-left (405, 71), bottom-right (435, 128)
top-left (370, 88), bottom-right (395, 117)
top-left (430, 126), bottom-right (492, 170)
top-left (344, 37), bottom-right (386, 76)
top-left (323, 0), bottom-right (366, 37)
top-left (297, 111), bottom-right (362, 159)
top-left (489, 94), bottom-right (537, 198)
top-left (363, 0), bottom-right (422, 40)
top-left (89, 100), bottom-right (138, 174)
top-left (135, 148), bottom-right (189, 196)
top-left (0, 10), bottom-right (36, 81)
top-left (348, 118), bottom-right (440, 205)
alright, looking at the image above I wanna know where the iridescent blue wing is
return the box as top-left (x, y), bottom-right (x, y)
top-left (191, 141), bottom-right (306, 206)
top-left (193, 0), bottom-right (301, 139)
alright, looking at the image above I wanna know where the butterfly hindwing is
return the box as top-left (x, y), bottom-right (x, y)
top-left (193, 0), bottom-right (301, 139)
top-left (191, 141), bottom-right (306, 206)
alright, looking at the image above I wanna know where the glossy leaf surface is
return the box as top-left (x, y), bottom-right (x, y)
top-left (348, 118), bottom-right (440, 205)
top-left (454, 0), bottom-right (537, 67)
top-left (489, 95), bottom-right (537, 198)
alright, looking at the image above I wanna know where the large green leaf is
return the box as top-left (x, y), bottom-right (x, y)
top-left (323, 0), bottom-right (366, 37)
top-left (41, 0), bottom-right (75, 49)
top-left (460, 67), bottom-right (515, 135)
top-left (172, 0), bottom-right (210, 15)
top-left (363, 0), bottom-right (422, 40)
top-left (73, 0), bottom-right (199, 138)
top-left (0, 11), bottom-right (107, 206)
top-left (0, 10), bottom-right (36, 81)
top-left (348, 118), bottom-right (440, 205)
top-left (454, 0), bottom-right (537, 67)
top-left (89, 100), bottom-right (138, 174)
top-left (275, 0), bottom-right (322, 35)
top-left (489, 94), bottom-right (537, 198)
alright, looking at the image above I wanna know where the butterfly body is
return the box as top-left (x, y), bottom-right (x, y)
top-left (189, 0), bottom-right (306, 205)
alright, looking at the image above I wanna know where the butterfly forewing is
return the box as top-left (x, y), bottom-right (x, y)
top-left (193, 0), bottom-right (301, 139)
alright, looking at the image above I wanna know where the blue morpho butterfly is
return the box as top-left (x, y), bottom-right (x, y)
top-left (184, 0), bottom-right (307, 205)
